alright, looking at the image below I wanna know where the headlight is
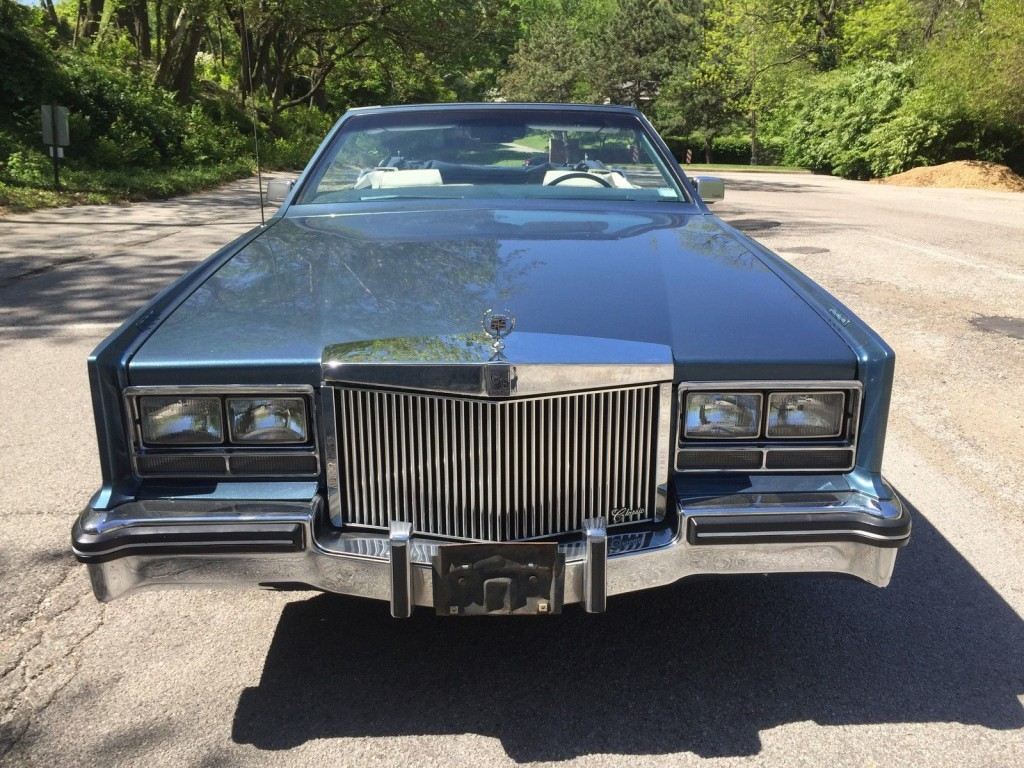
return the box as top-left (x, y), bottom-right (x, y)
top-left (766, 391), bottom-right (844, 438)
top-left (139, 396), bottom-right (223, 445)
top-left (684, 392), bottom-right (761, 439)
top-left (228, 397), bottom-right (308, 443)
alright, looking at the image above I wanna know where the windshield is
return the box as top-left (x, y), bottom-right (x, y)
top-left (296, 109), bottom-right (686, 205)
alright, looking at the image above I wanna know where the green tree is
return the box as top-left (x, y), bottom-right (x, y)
top-left (694, 0), bottom-right (816, 162)
top-left (657, 4), bottom-right (745, 163)
top-left (499, 16), bottom-right (594, 102)
top-left (589, 0), bottom-right (699, 111)
top-left (840, 0), bottom-right (921, 62)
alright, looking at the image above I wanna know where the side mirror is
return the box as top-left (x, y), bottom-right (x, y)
top-left (266, 178), bottom-right (296, 202)
top-left (693, 176), bottom-right (725, 204)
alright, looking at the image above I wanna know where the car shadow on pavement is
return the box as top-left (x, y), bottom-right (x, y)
top-left (712, 176), bottom-right (822, 194)
top-left (232, 496), bottom-right (1024, 761)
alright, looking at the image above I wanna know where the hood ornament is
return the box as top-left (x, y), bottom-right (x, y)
top-left (482, 309), bottom-right (516, 356)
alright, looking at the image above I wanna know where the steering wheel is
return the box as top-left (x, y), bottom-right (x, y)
top-left (546, 171), bottom-right (613, 188)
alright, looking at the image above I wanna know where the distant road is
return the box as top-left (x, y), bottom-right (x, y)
top-left (1, 172), bottom-right (1022, 767)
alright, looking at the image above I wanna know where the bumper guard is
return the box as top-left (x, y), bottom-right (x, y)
top-left (72, 489), bottom-right (909, 612)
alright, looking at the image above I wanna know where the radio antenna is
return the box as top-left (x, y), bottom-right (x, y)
top-left (240, 6), bottom-right (265, 225)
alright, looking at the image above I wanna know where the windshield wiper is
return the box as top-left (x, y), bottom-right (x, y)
top-left (523, 193), bottom-right (642, 202)
top-left (359, 193), bottom-right (464, 201)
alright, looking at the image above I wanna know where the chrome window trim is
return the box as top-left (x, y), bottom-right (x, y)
top-left (676, 380), bottom-right (862, 474)
top-left (765, 390), bottom-right (846, 439)
top-left (681, 391), bottom-right (764, 441)
top-left (123, 385), bottom-right (320, 479)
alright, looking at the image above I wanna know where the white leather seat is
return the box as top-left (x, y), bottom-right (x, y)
top-left (354, 168), bottom-right (444, 190)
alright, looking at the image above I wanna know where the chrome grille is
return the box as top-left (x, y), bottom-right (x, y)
top-left (331, 384), bottom-right (661, 541)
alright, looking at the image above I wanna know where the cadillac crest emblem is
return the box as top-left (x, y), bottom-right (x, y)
top-left (482, 309), bottom-right (516, 354)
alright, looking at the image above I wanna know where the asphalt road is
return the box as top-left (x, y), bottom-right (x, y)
top-left (1, 172), bottom-right (1022, 767)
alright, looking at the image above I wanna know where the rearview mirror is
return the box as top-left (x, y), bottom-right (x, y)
top-left (465, 123), bottom-right (527, 143)
top-left (266, 178), bottom-right (296, 202)
top-left (693, 176), bottom-right (725, 204)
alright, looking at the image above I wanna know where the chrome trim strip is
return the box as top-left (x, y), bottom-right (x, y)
top-left (324, 362), bottom-right (675, 398)
top-left (678, 490), bottom-right (904, 517)
top-left (679, 380), bottom-right (865, 392)
top-left (653, 382), bottom-right (673, 520)
top-left (676, 380), bottom-right (863, 473)
top-left (125, 384), bottom-right (317, 395)
top-left (320, 387), bottom-right (342, 523)
top-left (71, 538), bottom-right (296, 557)
top-left (694, 528), bottom-right (910, 543)
top-left (322, 332), bottom-right (674, 398)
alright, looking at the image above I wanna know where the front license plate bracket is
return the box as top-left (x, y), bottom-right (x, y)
top-left (432, 543), bottom-right (565, 616)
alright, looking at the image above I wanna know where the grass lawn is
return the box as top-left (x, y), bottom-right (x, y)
top-left (0, 160), bottom-right (255, 212)
top-left (681, 163), bottom-right (811, 174)
top-left (511, 134), bottom-right (550, 152)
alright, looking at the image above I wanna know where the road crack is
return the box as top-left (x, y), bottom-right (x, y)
top-left (0, 562), bottom-right (107, 761)
top-left (0, 228), bottom-right (183, 290)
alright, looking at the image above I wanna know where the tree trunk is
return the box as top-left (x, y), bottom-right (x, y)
top-left (252, 28), bottom-right (276, 93)
top-left (154, 0), bottom-right (162, 59)
top-left (97, 0), bottom-right (117, 39)
top-left (703, 134), bottom-right (713, 164)
top-left (82, 0), bottom-right (103, 38)
top-left (39, 0), bottom-right (61, 30)
top-left (128, 0), bottom-right (151, 58)
top-left (73, 0), bottom-right (85, 44)
top-left (270, 36), bottom-right (301, 110)
top-left (155, 8), bottom-right (207, 102)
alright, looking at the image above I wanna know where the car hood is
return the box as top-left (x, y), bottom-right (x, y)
top-left (128, 205), bottom-right (855, 385)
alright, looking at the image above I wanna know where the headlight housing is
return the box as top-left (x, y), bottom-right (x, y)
top-left (126, 387), bottom-right (318, 478)
top-left (684, 392), bottom-right (762, 439)
top-left (228, 397), bottom-right (308, 443)
top-left (766, 391), bottom-right (844, 438)
top-left (139, 396), bottom-right (223, 445)
top-left (677, 382), bottom-right (860, 473)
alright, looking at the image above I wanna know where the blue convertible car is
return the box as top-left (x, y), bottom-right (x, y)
top-left (73, 103), bottom-right (909, 616)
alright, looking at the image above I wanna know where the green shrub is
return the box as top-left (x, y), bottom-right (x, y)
top-left (264, 107), bottom-right (335, 169)
top-left (859, 97), bottom-right (950, 176)
top-left (182, 105), bottom-right (248, 164)
top-left (60, 54), bottom-right (189, 166)
top-left (0, 127), bottom-right (21, 161)
top-left (769, 60), bottom-right (1024, 178)
top-left (773, 61), bottom-right (917, 178)
top-left (4, 149), bottom-right (52, 185)
top-left (664, 133), bottom-right (786, 165)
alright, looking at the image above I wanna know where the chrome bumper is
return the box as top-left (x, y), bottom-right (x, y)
top-left (73, 490), bottom-right (909, 612)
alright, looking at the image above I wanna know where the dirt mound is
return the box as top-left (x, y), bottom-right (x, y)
top-left (875, 160), bottom-right (1024, 192)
